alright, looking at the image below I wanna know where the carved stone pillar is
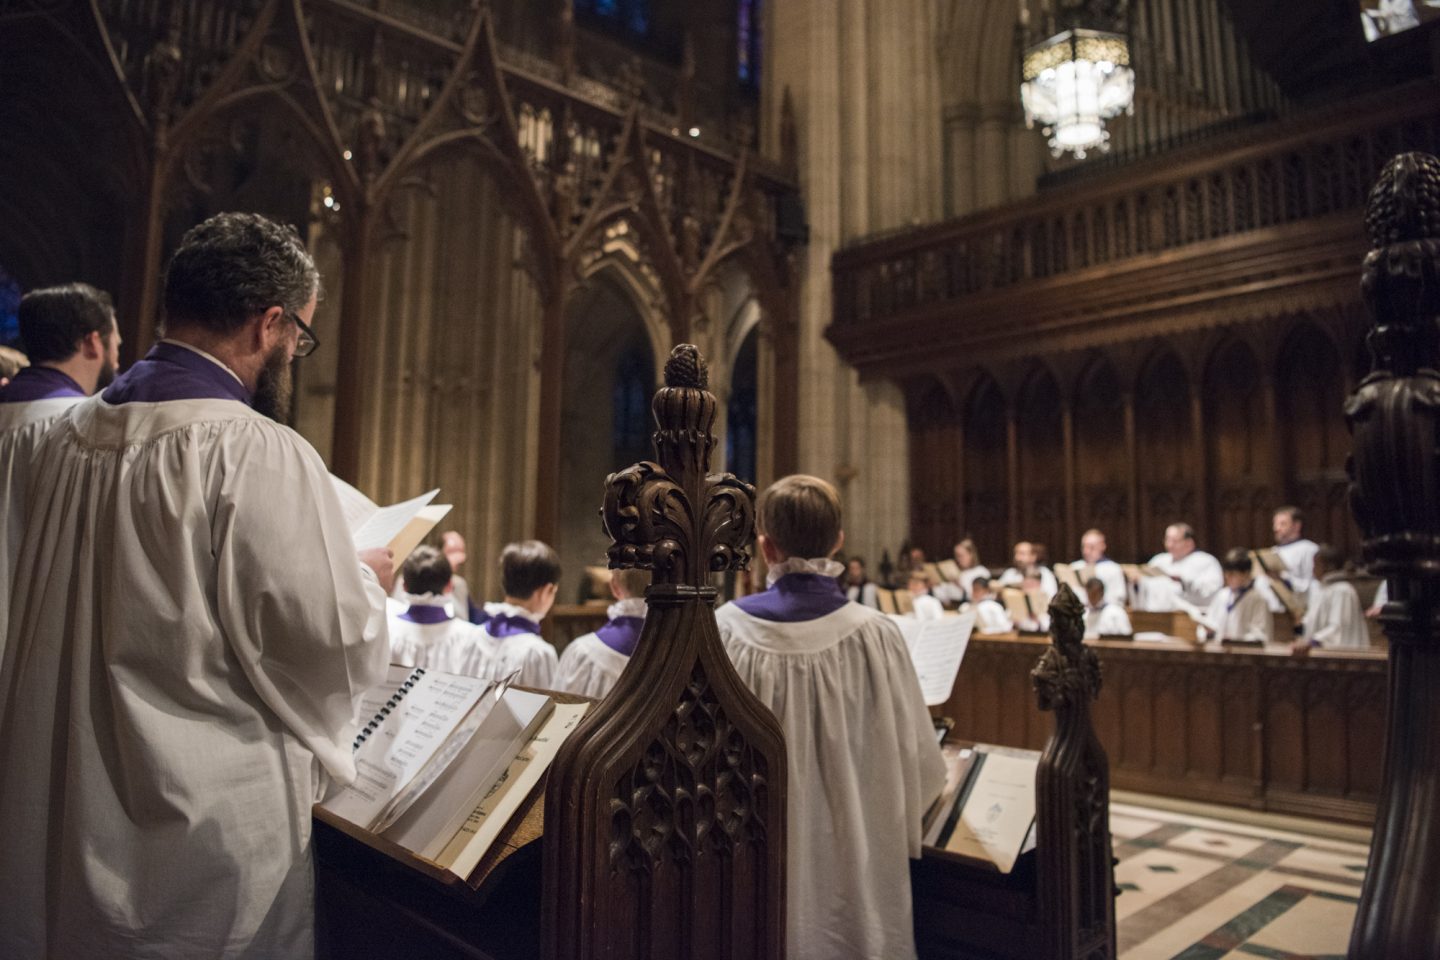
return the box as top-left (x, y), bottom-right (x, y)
top-left (945, 103), bottom-right (980, 217)
top-left (1346, 152), bottom-right (1440, 959)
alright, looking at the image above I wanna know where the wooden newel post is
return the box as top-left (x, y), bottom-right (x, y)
top-left (542, 344), bottom-right (788, 960)
top-left (1346, 152), bottom-right (1440, 959)
top-left (1032, 585), bottom-right (1117, 960)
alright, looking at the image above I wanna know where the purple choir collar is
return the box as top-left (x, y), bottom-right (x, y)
top-left (102, 340), bottom-right (251, 406)
top-left (733, 573), bottom-right (850, 623)
top-left (400, 604), bottom-right (453, 625)
top-left (596, 616), bottom-right (645, 656)
top-left (0, 365), bottom-right (86, 403)
top-left (488, 614), bottom-right (541, 638)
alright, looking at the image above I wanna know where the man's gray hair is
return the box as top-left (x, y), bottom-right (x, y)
top-left (162, 212), bottom-right (320, 334)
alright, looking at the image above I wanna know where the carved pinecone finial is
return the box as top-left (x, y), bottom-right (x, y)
top-left (1366, 152), bottom-right (1440, 248)
top-left (664, 343), bottom-right (708, 389)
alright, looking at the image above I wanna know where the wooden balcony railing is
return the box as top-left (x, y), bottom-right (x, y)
top-left (830, 82), bottom-right (1440, 338)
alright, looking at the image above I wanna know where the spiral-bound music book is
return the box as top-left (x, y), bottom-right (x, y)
top-left (319, 665), bottom-right (559, 865)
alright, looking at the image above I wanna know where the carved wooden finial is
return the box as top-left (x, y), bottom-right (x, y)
top-left (603, 344), bottom-right (755, 587)
top-left (546, 343), bottom-right (785, 960)
top-left (1359, 152), bottom-right (1440, 378)
top-left (1030, 582), bottom-right (1116, 958)
top-left (1346, 151), bottom-right (1440, 956)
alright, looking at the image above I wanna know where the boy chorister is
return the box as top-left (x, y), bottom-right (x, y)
top-left (969, 576), bottom-right (1014, 634)
top-left (555, 566), bottom-right (651, 698)
top-left (388, 546), bottom-right (487, 675)
top-left (716, 475), bottom-right (945, 960)
top-left (1296, 544), bottom-right (1368, 651)
top-left (462, 540), bottom-right (561, 688)
top-left (1195, 548), bottom-right (1273, 644)
top-left (907, 571), bottom-right (944, 620)
top-left (1083, 577), bottom-right (1132, 639)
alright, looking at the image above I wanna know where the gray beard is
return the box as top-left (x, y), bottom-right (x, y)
top-left (251, 345), bottom-right (293, 422)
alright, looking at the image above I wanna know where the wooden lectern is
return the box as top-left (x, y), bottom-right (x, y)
top-left (312, 345), bottom-right (788, 960)
top-left (912, 585), bottom-right (1117, 960)
top-left (1346, 152), bottom-right (1440, 959)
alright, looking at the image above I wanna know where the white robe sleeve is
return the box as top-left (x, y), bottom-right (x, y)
top-left (514, 637), bottom-right (559, 689)
top-left (212, 426), bottom-right (389, 787)
top-left (1235, 590), bottom-right (1273, 643)
top-left (1179, 554), bottom-right (1224, 607)
top-left (1099, 605), bottom-right (1132, 636)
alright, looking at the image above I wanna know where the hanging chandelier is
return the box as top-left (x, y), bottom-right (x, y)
top-left (1019, 3), bottom-right (1135, 159)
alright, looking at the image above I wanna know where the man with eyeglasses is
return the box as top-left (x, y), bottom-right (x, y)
top-left (0, 212), bottom-right (391, 959)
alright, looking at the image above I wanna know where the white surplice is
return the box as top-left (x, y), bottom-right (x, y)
top-left (0, 396), bottom-right (389, 960)
top-left (910, 592), bottom-right (944, 621)
top-left (388, 594), bottom-right (488, 675)
top-left (1195, 584), bottom-right (1273, 643)
top-left (0, 396), bottom-right (84, 656)
top-left (846, 581), bottom-right (880, 608)
top-left (933, 564), bottom-right (990, 605)
top-left (460, 601), bottom-right (558, 689)
top-left (1258, 538), bottom-right (1319, 613)
top-left (972, 597), bottom-right (1014, 634)
top-left (1071, 558), bottom-right (1127, 606)
top-left (1135, 550), bottom-right (1224, 611)
top-left (997, 564), bottom-right (1059, 599)
top-left (717, 601), bottom-right (946, 960)
top-left (555, 633), bottom-right (630, 698)
top-left (1084, 602), bottom-right (1133, 638)
top-left (1303, 575), bottom-right (1368, 649)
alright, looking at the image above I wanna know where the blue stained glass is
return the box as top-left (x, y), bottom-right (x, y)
top-left (593, 0), bottom-right (617, 15)
top-left (0, 268), bottom-right (22, 347)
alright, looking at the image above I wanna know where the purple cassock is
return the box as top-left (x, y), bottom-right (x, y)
top-left (103, 341), bottom-right (251, 406)
top-left (732, 573), bottom-right (851, 623)
top-left (595, 615), bottom-right (646, 656)
top-left (0, 366), bottom-right (86, 403)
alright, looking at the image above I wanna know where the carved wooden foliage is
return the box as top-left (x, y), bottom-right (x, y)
top-left (543, 344), bottom-right (786, 960)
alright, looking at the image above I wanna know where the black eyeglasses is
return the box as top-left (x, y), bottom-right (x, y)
top-left (285, 313), bottom-right (319, 358)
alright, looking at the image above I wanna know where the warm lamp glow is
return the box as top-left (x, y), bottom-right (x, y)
top-left (1020, 28), bottom-right (1134, 159)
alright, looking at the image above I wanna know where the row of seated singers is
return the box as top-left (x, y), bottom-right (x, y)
top-left (845, 512), bottom-right (1369, 650)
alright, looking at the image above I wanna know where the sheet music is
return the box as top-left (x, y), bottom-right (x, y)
top-left (910, 613), bottom-right (975, 706)
top-left (329, 475), bottom-right (379, 532)
top-left (943, 752), bottom-right (1038, 873)
top-left (321, 671), bottom-right (491, 830)
top-left (350, 488), bottom-right (440, 552)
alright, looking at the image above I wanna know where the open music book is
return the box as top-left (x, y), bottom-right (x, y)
top-left (890, 612), bottom-right (976, 706)
top-left (1250, 548), bottom-right (1305, 618)
top-left (321, 665), bottom-right (584, 873)
top-left (936, 559), bottom-right (963, 583)
top-left (1000, 587), bottom-right (1049, 631)
top-left (330, 476), bottom-right (452, 561)
top-left (923, 743), bottom-right (1039, 873)
top-left (1120, 562), bottom-right (1166, 580)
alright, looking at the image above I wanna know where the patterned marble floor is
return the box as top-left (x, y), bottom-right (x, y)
top-left (1112, 801), bottom-right (1370, 960)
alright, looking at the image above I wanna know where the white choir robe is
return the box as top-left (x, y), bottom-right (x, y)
top-left (1084, 602), bottom-right (1133, 639)
top-left (460, 601), bottom-right (558, 689)
top-left (1071, 558), bottom-right (1127, 606)
top-left (846, 581), bottom-right (880, 608)
top-left (717, 601), bottom-right (946, 960)
top-left (0, 396), bottom-right (389, 960)
top-left (1134, 550), bottom-right (1224, 611)
top-left (388, 595), bottom-right (488, 674)
top-left (972, 598), bottom-right (1014, 634)
top-left (998, 565), bottom-right (1058, 599)
top-left (1303, 576), bottom-right (1368, 649)
top-left (1196, 583), bottom-right (1273, 643)
top-left (910, 592), bottom-right (945, 621)
top-left (0, 396), bottom-right (84, 656)
top-left (1258, 538), bottom-right (1319, 613)
top-left (933, 565), bottom-right (990, 605)
top-left (554, 598), bottom-right (645, 698)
